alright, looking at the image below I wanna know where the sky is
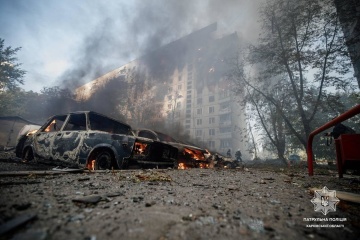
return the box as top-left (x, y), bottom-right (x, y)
top-left (0, 0), bottom-right (263, 92)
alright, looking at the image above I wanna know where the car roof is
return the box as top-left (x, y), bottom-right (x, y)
top-left (51, 111), bottom-right (132, 129)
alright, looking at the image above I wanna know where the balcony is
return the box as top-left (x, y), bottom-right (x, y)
top-left (219, 120), bottom-right (232, 127)
top-left (218, 132), bottom-right (232, 138)
top-left (219, 107), bottom-right (231, 114)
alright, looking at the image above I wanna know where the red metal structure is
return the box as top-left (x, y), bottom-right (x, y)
top-left (307, 104), bottom-right (360, 177)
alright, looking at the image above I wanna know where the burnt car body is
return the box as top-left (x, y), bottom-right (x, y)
top-left (16, 111), bottom-right (178, 169)
top-left (133, 129), bottom-right (211, 168)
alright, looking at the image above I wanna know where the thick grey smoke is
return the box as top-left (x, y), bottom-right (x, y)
top-left (57, 0), bottom-right (263, 89)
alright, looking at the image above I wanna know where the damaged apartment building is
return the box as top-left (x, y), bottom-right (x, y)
top-left (75, 23), bottom-right (248, 157)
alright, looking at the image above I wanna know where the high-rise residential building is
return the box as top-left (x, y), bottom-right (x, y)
top-left (75, 23), bottom-right (248, 157)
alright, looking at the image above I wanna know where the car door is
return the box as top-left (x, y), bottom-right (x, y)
top-left (51, 113), bottom-right (87, 163)
top-left (33, 115), bottom-right (67, 160)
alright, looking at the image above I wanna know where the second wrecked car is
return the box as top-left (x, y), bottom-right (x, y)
top-left (16, 111), bottom-right (178, 170)
top-left (134, 129), bottom-right (211, 168)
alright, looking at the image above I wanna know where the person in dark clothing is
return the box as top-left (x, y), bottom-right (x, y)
top-left (326, 123), bottom-right (356, 139)
top-left (226, 149), bottom-right (231, 157)
top-left (235, 150), bottom-right (242, 162)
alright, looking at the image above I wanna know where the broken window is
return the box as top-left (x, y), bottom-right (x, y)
top-left (63, 113), bottom-right (87, 131)
top-left (43, 115), bottom-right (67, 132)
top-left (138, 130), bottom-right (157, 140)
top-left (89, 112), bottom-right (131, 135)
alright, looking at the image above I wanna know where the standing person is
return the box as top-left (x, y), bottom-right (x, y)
top-left (235, 149), bottom-right (242, 163)
top-left (226, 149), bottom-right (231, 158)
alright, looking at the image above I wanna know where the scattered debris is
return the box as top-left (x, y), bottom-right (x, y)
top-left (72, 195), bottom-right (102, 205)
top-left (132, 171), bottom-right (172, 182)
top-left (0, 213), bottom-right (37, 236)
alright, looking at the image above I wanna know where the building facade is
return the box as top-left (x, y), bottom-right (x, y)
top-left (76, 23), bottom-right (248, 158)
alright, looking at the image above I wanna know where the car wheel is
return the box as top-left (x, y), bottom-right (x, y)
top-left (95, 151), bottom-right (113, 170)
top-left (23, 148), bottom-right (34, 162)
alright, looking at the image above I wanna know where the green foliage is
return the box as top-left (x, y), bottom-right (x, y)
top-left (0, 39), bottom-right (26, 91)
top-left (231, 0), bottom-right (358, 160)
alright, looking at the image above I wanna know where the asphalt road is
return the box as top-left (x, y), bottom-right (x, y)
top-left (0, 156), bottom-right (359, 240)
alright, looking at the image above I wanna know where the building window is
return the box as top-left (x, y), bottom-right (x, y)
top-left (197, 119), bottom-right (202, 125)
top-left (209, 117), bottom-right (215, 124)
top-left (186, 119), bottom-right (191, 124)
top-left (168, 87), bottom-right (173, 92)
top-left (209, 129), bottom-right (215, 136)
top-left (186, 109), bottom-right (191, 114)
top-left (196, 130), bottom-right (202, 137)
top-left (175, 112), bottom-right (180, 118)
top-left (187, 99), bottom-right (191, 104)
top-left (197, 108), bottom-right (202, 115)
top-left (197, 98), bottom-right (202, 105)
top-left (208, 141), bottom-right (215, 148)
top-left (179, 75), bottom-right (182, 81)
top-left (197, 88), bottom-right (202, 94)
top-left (220, 114), bottom-right (231, 122)
top-left (177, 102), bottom-right (181, 108)
top-left (187, 90), bottom-right (192, 94)
top-left (178, 84), bottom-right (182, 90)
top-left (219, 90), bottom-right (229, 99)
top-left (209, 96), bottom-right (215, 102)
top-left (209, 106), bottom-right (215, 114)
top-left (186, 104), bottom-right (191, 109)
top-left (220, 140), bottom-right (231, 148)
top-left (220, 102), bottom-right (230, 112)
top-left (220, 127), bottom-right (232, 133)
top-left (185, 125), bottom-right (190, 129)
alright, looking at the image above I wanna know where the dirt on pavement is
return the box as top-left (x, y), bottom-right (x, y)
top-left (0, 153), bottom-right (359, 240)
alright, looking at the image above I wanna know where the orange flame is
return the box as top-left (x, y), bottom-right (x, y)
top-left (178, 163), bottom-right (186, 169)
top-left (134, 142), bottom-right (148, 154)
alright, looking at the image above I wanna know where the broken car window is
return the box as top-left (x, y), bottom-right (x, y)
top-left (88, 112), bottom-right (131, 135)
top-left (138, 130), bottom-right (157, 140)
top-left (43, 115), bottom-right (66, 132)
top-left (63, 113), bottom-right (87, 131)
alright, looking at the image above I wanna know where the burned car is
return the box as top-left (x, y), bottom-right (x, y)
top-left (133, 129), bottom-right (211, 169)
top-left (16, 111), bottom-right (178, 170)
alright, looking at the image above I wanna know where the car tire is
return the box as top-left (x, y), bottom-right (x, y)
top-left (95, 150), bottom-right (113, 170)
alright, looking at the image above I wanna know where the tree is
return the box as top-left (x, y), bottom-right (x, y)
top-left (244, 84), bottom-right (287, 163)
top-left (0, 39), bottom-right (26, 91)
top-left (231, 0), bottom-right (357, 154)
top-left (333, 0), bottom-right (360, 89)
